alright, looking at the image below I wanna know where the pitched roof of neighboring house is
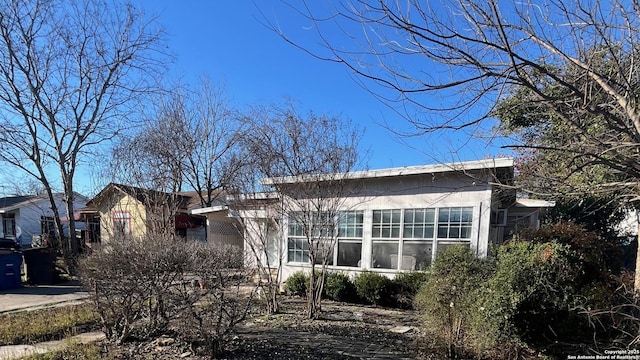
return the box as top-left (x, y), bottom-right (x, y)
top-left (0, 195), bottom-right (38, 212)
top-left (0, 192), bottom-right (90, 213)
top-left (88, 183), bottom-right (225, 212)
top-left (88, 183), bottom-right (191, 208)
top-left (262, 158), bottom-right (514, 185)
top-left (176, 190), bottom-right (227, 210)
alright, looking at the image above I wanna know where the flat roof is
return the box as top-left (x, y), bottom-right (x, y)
top-left (262, 158), bottom-right (514, 185)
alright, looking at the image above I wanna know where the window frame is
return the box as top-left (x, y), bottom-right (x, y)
top-left (2, 213), bottom-right (16, 237)
top-left (112, 211), bottom-right (131, 237)
top-left (286, 211), bottom-right (365, 267)
top-left (336, 211), bottom-right (364, 267)
top-left (371, 206), bottom-right (474, 271)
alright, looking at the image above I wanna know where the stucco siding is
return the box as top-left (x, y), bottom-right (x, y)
top-left (97, 193), bottom-right (147, 243)
top-left (276, 171), bottom-right (496, 282)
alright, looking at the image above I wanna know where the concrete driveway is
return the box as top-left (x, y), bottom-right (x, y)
top-left (0, 281), bottom-right (89, 313)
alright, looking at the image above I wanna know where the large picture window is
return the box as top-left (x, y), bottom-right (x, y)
top-left (372, 207), bottom-right (473, 271)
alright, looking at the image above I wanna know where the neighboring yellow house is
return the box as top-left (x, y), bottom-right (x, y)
top-left (86, 183), bottom-right (206, 245)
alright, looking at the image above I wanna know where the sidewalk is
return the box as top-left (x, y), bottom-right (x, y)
top-left (0, 281), bottom-right (89, 313)
top-left (0, 332), bottom-right (104, 360)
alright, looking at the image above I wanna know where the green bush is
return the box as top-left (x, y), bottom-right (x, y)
top-left (415, 244), bottom-right (492, 358)
top-left (392, 271), bottom-right (428, 309)
top-left (476, 240), bottom-right (587, 356)
top-left (324, 272), bottom-right (357, 302)
top-left (353, 271), bottom-right (393, 306)
top-left (284, 271), bottom-right (309, 297)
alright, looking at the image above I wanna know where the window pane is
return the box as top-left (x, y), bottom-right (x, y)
top-left (372, 241), bottom-right (399, 269)
top-left (460, 226), bottom-right (472, 239)
top-left (437, 225), bottom-right (448, 238)
top-left (403, 224), bottom-right (413, 238)
top-left (373, 211), bottom-right (381, 223)
top-left (405, 209), bottom-right (414, 222)
top-left (461, 208), bottom-right (473, 222)
top-left (337, 241), bottom-right (362, 267)
top-left (425, 225), bottom-right (434, 238)
top-left (382, 211), bottom-right (390, 223)
top-left (391, 226), bottom-right (400, 238)
top-left (392, 210), bottom-right (401, 223)
top-left (382, 227), bottom-right (390, 238)
top-left (450, 226), bottom-right (460, 238)
top-left (403, 242), bottom-right (433, 270)
top-left (339, 211), bottom-right (363, 238)
top-left (425, 209), bottom-right (435, 222)
top-left (438, 208), bottom-right (450, 222)
top-left (451, 208), bottom-right (462, 222)
top-left (355, 226), bottom-right (363, 238)
top-left (372, 225), bottom-right (381, 238)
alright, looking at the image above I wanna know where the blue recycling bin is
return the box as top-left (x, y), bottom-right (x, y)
top-left (0, 252), bottom-right (22, 290)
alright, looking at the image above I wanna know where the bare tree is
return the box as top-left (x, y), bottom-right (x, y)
top-left (111, 79), bottom-right (245, 206)
top-left (0, 0), bottom-right (165, 264)
top-left (270, 0), bottom-right (640, 290)
top-left (242, 104), bottom-right (364, 319)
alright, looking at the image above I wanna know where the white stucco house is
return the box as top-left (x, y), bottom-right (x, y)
top-left (192, 158), bottom-right (553, 281)
top-left (0, 193), bottom-right (89, 248)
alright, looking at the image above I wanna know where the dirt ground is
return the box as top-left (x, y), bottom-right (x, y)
top-left (105, 297), bottom-right (425, 359)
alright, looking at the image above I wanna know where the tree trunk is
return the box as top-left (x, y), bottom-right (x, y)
top-left (63, 177), bottom-right (79, 274)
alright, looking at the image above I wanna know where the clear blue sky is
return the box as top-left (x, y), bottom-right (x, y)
top-left (136, 1), bottom-right (510, 171)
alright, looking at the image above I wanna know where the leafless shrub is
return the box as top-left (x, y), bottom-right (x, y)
top-left (79, 234), bottom-right (187, 343)
top-left (584, 272), bottom-right (640, 350)
top-left (169, 242), bottom-right (255, 356)
top-left (80, 235), bottom-right (255, 356)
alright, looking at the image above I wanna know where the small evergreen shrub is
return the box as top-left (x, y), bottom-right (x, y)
top-left (284, 271), bottom-right (309, 297)
top-left (414, 244), bottom-right (491, 358)
top-left (353, 271), bottom-right (393, 306)
top-left (477, 241), bottom-right (584, 352)
top-left (392, 271), bottom-right (428, 309)
top-left (324, 272), bottom-right (357, 302)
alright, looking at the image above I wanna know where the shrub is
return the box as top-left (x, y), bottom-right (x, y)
top-left (392, 271), bottom-right (428, 309)
top-left (80, 234), bottom-right (183, 343)
top-left (476, 240), bottom-right (586, 355)
top-left (80, 234), bottom-right (254, 357)
top-left (284, 271), bottom-right (309, 297)
top-left (170, 242), bottom-right (255, 357)
top-left (324, 272), bottom-right (357, 302)
top-left (414, 244), bottom-right (492, 358)
top-left (353, 271), bottom-right (393, 306)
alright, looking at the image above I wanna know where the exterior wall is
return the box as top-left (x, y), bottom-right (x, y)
top-left (272, 171), bottom-right (495, 282)
top-left (97, 193), bottom-right (147, 243)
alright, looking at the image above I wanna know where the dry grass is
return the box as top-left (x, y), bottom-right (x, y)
top-left (18, 342), bottom-right (110, 360)
top-left (0, 304), bottom-right (99, 345)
